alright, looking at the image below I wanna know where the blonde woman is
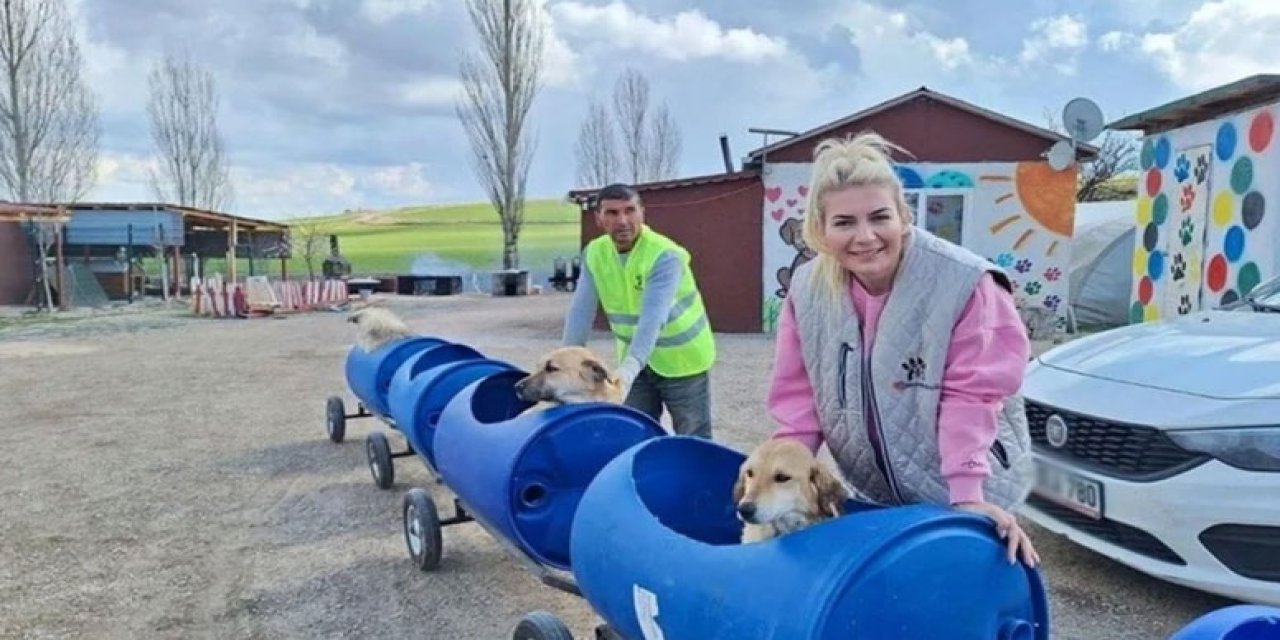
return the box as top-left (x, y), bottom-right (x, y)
top-left (768, 132), bottom-right (1040, 566)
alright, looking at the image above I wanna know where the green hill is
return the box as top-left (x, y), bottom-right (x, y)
top-left (243, 199), bottom-right (583, 278)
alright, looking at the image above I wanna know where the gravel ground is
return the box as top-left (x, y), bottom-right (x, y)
top-left (0, 293), bottom-right (1236, 639)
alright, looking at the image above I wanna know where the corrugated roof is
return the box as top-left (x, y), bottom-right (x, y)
top-left (1108, 74), bottom-right (1280, 134)
top-left (566, 170), bottom-right (759, 204)
top-left (49, 202), bottom-right (289, 231)
top-left (745, 86), bottom-right (1099, 160)
top-left (0, 202), bottom-right (68, 222)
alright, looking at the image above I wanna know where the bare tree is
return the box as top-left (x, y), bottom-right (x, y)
top-left (456, 0), bottom-right (545, 271)
top-left (574, 97), bottom-right (618, 188)
top-left (147, 48), bottom-right (234, 211)
top-left (613, 68), bottom-right (649, 183)
top-left (1042, 106), bottom-right (1138, 202)
top-left (0, 0), bottom-right (99, 204)
top-left (647, 101), bottom-right (681, 181)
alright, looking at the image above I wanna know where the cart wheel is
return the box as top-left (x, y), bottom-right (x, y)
top-left (402, 488), bottom-right (442, 571)
top-left (366, 432), bottom-right (394, 489)
top-left (326, 396), bottom-right (346, 443)
top-left (512, 611), bottom-right (573, 640)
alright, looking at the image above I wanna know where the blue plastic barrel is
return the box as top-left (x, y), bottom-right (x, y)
top-left (387, 346), bottom-right (516, 468)
top-left (344, 337), bottom-right (447, 419)
top-left (432, 369), bottom-right (666, 570)
top-left (1170, 605), bottom-right (1280, 639)
top-left (569, 436), bottom-right (1051, 640)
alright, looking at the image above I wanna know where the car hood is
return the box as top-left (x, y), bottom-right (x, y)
top-left (1036, 310), bottom-right (1280, 400)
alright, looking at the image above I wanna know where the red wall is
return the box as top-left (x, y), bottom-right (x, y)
top-left (0, 222), bottom-right (32, 305)
top-left (579, 176), bottom-right (764, 333)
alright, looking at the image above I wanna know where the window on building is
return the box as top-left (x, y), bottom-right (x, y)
top-left (903, 188), bottom-right (970, 246)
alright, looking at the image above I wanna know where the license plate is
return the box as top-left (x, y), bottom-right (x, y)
top-left (1033, 459), bottom-right (1104, 520)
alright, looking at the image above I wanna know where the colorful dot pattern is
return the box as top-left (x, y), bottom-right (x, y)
top-left (1132, 106), bottom-right (1274, 322)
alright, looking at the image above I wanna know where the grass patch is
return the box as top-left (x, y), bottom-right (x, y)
top-left (200, 199), bottom-right (584, 278)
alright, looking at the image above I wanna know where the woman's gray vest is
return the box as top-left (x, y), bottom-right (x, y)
top-left (787, 228), bottom-right (1033, 510)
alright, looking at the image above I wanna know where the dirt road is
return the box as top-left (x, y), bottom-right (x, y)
top-left (0, 294), bottom-right (1234, 639)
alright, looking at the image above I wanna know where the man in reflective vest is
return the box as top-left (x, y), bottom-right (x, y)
top-left (562, 183), bottom-right (717, 438)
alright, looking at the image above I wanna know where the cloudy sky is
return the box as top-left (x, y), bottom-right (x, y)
top-left (70, 0), bottom-right (1276, 219)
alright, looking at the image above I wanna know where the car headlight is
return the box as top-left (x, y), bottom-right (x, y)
top-left (1167, 427), bottom-right (1280, 472)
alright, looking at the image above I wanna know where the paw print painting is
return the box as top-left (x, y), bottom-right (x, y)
top-left (1171, 253), bottom-right (1187, 281)
top-left (1194, 154), bottom-right (1209, 184)
top-left (995, 253), bottom-right (1016, 269)
top-left (1043, 294), bottom-right (1061, 311)
top-left (1043, 267), bottom-right (1062, 282)
top-left (1174, 154), bottom-right (1191, 182)
top-left (1179, 218), bottom-right (1196, 246)
top-left (901, 356), bottom-right (926, 382)
top-left (1178, 294), bottom-right (1193, 315)
top-left (1180, 183), bottom-right (1196, 212)
top-left (1024, 281), bottom-right (1042, 295)
top-left (1015, 258), bottom-right (1033, 274)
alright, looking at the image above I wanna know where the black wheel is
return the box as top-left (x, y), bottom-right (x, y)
top-left (402, 488), bottom-right (442, 571)
top-left (366, 432), bottom-right (394, 489)
top-left (326, 396), bottom-right (346, 443)
top-left (512, 611), bottom-right (573, 640)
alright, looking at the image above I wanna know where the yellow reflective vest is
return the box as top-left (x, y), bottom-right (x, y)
top-left (584, 225), bottom-right (716, 377)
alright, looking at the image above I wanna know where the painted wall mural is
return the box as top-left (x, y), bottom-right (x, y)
top-left (1131, 104), bottom-right (1277, 322)
top-left (761, 160), bottom-right (1078, 333)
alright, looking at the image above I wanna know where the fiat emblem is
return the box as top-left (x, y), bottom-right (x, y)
top-left (1045, 414), bottom-right (1069, 448)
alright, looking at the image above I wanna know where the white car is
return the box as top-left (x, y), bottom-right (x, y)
top-left (1019, 277), bottom-right (1280, 606)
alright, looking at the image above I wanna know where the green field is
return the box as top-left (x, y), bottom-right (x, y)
top-left (209, 199), bottom-right (583, 279)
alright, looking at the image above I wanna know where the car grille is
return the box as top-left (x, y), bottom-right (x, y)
top-left (1026, 496), bottom-right (1186, 566)
top-left (1025, 401), bottom-right (1209, 481)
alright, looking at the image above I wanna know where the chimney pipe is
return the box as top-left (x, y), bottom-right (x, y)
top-left (719, 134), bottom-right (734, 173)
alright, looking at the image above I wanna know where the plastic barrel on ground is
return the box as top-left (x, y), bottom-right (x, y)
top-left (344, 337), bottom-right (448, 419)
top-left (568, 436), bottom-right (1051, 640)
top-left (432, 369), bottom-right (667, 571)
top-left (388, 346), bottom-right (516, 468)
top-left (1169, 604), bottom-right (1280, 640)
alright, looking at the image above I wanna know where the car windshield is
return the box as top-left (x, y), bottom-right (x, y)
top-left (1223, 276), bottom-right (1280, 312)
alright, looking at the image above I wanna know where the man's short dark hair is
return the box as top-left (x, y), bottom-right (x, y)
top-left (596, 183), bottom-right (641, 206)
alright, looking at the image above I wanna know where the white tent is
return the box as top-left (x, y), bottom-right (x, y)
top-left (1068, 200), bottom-right (1135, 329)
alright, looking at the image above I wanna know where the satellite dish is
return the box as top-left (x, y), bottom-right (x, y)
top-left (1062, 97), bottom-right (1104, 142)
top-left (1046, 140), bottom-right (1075, 171)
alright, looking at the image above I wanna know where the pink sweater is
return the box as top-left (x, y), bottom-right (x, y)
top-left (768, 273), bottom-right (1030, 505)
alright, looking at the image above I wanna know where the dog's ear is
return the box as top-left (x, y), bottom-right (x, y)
top-left (811, 463), bottom-right (848, 518)
top-left (583, 359), bottom-right (610, 384)
top-left (732, 466), bottom-right (747, 504)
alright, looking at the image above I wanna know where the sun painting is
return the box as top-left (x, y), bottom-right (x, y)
top-left (983, 162), bottom-right (1077, 257)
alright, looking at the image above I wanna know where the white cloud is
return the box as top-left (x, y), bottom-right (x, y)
top-left (1019, 14), bottom-right (1089, 75)
top-left (87, 152), bottom-right (439, 219)
top-left (1100, 0), bottom-right (1280, 91)
top-left (396, 77), bottom-right (464, 108)
top-left (550, 1), bottom-right (788, 63)
top-left (833, 2), bottom-right (1000, 88)
top-left (361, 0), bottom-right (436, 25)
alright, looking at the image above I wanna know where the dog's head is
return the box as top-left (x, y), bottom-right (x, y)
top-left (347, 304), bottom-right (413, 352)
top-left (733, 438), bottom-right (848, 534)
top-left (514, 346), bottom-right (624, 405)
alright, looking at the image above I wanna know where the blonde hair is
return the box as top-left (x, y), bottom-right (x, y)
top-left (799, 131), bottom-right (915, 301)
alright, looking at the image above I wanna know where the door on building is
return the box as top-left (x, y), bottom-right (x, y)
top-left (1163, 144), bottom-right (1213, 317)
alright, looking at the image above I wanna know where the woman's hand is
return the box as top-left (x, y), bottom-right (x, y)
top-left (953, 501), bottom-right (1040, 568)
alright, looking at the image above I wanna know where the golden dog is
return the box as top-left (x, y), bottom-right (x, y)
top-left (348, 304), bottom-right (414, 352)
top-left (514, 346), bottom-right (625, 407)
top-left (733, 438), bottom-right (850, 543)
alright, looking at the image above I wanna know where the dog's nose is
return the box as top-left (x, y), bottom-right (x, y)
top-left (736, 502), bottom-right (757, 521)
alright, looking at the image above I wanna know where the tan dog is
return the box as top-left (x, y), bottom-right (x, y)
top-left (733, 438), bottom-right (850, 543)
top-left (514, 346), bottom-right (625, 407)
top-left (348, 304), bottom-right (414, 352)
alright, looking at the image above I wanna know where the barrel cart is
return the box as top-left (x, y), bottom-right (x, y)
top-left (330, 334), bottom-right (667, 639)
top-left (330, 335), bottom-right (1063, 639)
